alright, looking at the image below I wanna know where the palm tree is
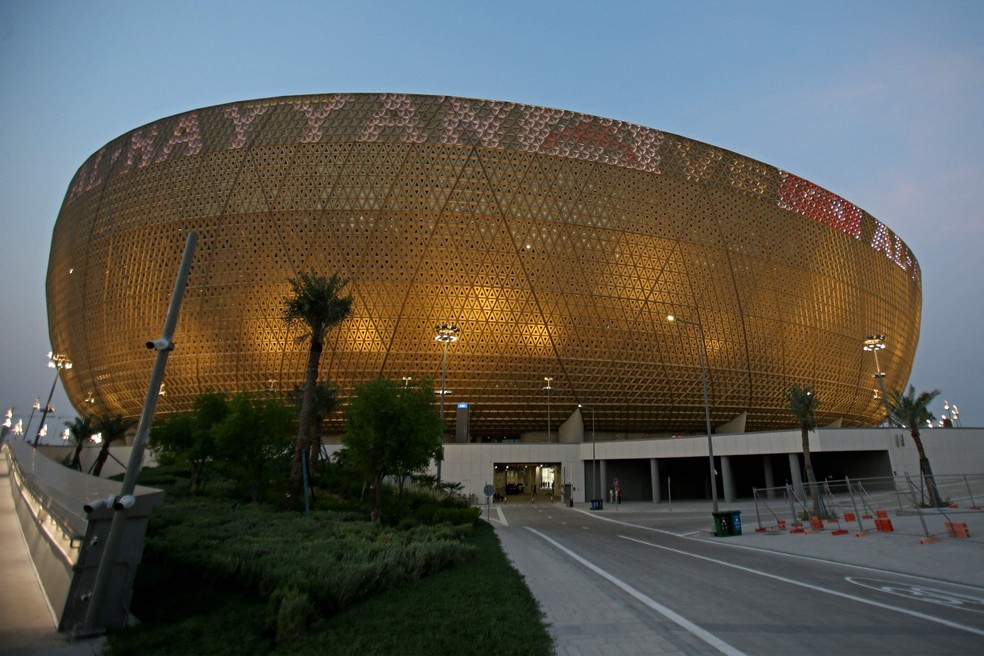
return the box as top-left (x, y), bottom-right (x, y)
top-left (309, 381), bottom-right (339, 470)
top-left (787, 384), bottom-right (821, 517)
top-left (65, 416), bottom-right (95, 471)
top-left (888, 386), bottom-right (944, 507)
top-left (92, 414), bottom-right (136, 477)
top-left (283, 272), bottom-right (353, 505)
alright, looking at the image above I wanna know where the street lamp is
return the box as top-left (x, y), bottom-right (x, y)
top-left (434, 323), bottom-right (460, 421)
top-left (579, 404), bottom-right (598, 502)
top-left (35, 352), bottom-right (72, 447)
top-left (12, 419), bottom-right (23, 437)
top-left (23, 397), bottom-right (41, 442)
top-left (667, 314), bottom-right (718, 512)
top-left (941, 400), bottom-right (961, 428)
top-left (434, 323), bottom-right (460, 480)
top-left (543, 377), bottom-right (554, 443)
top-left (863, 334), bottom-right (892, 426)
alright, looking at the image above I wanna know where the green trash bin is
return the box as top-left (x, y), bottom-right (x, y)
top-left (712, 511), bottom-right (731, 537)
top-left (712, 510), bottom-right (742, 537)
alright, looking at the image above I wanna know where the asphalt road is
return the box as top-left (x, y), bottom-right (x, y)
top-left (492, 503), bottom-right (984, 655)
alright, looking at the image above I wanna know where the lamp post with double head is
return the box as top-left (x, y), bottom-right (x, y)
top-left (579, 404), bottom-right (597, 502)
top-left (35, 352), bottom-right (72, 447)
top-left (434, 323), bottom-right (460, 481)
top-left (667, 315), bottom-right (718, 513)
top-left (863, 334), bottom-right (892, 426)
top-left (542, 377), bottom-right (554, 443)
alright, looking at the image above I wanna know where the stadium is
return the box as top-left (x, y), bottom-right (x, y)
top-left (47, 93), bottom-right (920, 449)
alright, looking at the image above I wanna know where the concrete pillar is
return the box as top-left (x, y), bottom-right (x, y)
top-left (650, 458), bottom-right (661, 503)
top-left (788, 452), bottom-right (804, 500)
top-left (763, 454), bottom-right (776, 498)
top-left (721, 455), bottom-right (734, 504)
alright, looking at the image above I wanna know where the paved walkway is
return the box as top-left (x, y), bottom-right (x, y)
top-left (493, 499), bottom-right (984, 655)
top-left (0, 449), bottom-right (104, 656)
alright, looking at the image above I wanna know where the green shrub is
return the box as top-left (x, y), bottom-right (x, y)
top-left (269, 587), bottom-right (316, 644)
top-left (431, 506), bottom-right (481, 525)
top-left (141, 499), bottom-right (476, 619)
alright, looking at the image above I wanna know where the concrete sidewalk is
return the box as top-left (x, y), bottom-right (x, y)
top-left (0, 452), bottom-right (104, 656)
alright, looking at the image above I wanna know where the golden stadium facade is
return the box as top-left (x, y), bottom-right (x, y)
top-left (47, 93), bottom-right (921, 439)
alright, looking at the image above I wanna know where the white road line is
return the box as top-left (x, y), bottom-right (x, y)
top-left (620, 534), bottom-right (984, 637)
top-left (483, 506), bottom-right (508, 526)
top-left (574, 508), bottom-right (984, 590)
top-left (525, 527), bottom-right (747, 656)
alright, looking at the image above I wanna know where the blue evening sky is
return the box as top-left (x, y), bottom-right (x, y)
top-left (1, 0), bottom-right (982, 435)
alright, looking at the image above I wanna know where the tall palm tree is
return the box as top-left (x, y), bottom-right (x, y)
top-left (289, 380), bottom-right (339, 478)
top-left (65, 415), bottom-right (95, 471)
top-left (92, 414), bottom-right (136, 477)
top-left (787, 384), bottom-right (821, 516)
top-left (283, 272), bottom-right (353, 505)
top-left (888, 386), bottom-right (944, 507)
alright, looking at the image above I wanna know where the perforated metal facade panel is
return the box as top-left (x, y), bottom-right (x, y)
top-left (47, 94), bottom-right (921, 438)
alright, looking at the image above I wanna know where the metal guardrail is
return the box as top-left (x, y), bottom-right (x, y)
top-left (3, 439), bottom-right (164, 633)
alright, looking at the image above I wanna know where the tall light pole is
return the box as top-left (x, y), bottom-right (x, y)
top-left (667, 314), bottom-right (718, 513)
top-left (579, 404), bottom-right (597, 502)
top-left (23, 397), bottom-right (41, 442)
top-left (35, 352), bottom-right (72, 447)
top-left (863, 334), bottom-right (892, 426)
top-left (434, 323), bottom-right (459, 481)
top-left (543, 377), bottom-right (554, 443)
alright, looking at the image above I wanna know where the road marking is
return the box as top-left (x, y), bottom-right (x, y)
top-left (485, 506), bottom-right (508, 526)
top-left (621, 534), bottom-right (984, 637)
top-left (845, 578), bottom-right (984, 613)
top-left (526, 528), bottom-right (747, 656)
top-left (574, 508), bottom-right (984, 591)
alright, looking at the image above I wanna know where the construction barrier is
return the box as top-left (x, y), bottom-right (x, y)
top-left (946, 521), bottom-right (970, 538)
top-left (874, 518), bottom-right (894, 532)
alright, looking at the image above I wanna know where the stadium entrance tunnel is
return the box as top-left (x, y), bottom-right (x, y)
top-left (493, 463), bottom-right (562, 501)
top-left (581, 450), bottom-right (894, 503)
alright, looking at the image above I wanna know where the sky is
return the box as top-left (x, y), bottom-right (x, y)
top-left (1, 0), bottom-right (982, 439)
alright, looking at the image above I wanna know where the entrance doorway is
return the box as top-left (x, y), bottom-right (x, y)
top-left (493, 463), bottom-right (562, 500)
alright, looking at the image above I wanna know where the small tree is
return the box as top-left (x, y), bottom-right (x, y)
top-left (342, 378), bottom-right (442, 522)
top-left (92, 414), bottom-right (137, 477)
top-left (888, 386), bottom-right (944, 507)
top-left (283, 272), bottom-right (353, 508)
top-left (150, 391), bottom-right (229, 495)
top-left (64, 415), bottom-right (95, 471)
top-left (787, 384), bottom-right (821, 517)
top-left (213, 393), bottom-right (295, 502)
